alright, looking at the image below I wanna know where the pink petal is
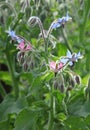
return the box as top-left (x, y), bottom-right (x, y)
top-left (50, 61), bottom-right (56, 71)
top-left (58, 62), bottom-right (64, 69)
top-left (25, 44), bottom-right (32, 51)
top-left (17, 42), bottom-right (25, 50)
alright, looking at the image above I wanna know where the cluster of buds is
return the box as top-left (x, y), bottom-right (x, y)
top-left (52, 70), bottom-right (81, 93)
top-left (53, 73), bottom-right (65, 93)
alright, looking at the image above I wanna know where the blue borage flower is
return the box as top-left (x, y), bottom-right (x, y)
top-left (6, 28), bottom-right (24, 43)
top-left (60, 50), bottom-right (83, 66)
top-left (51, 12), bottom-right (72, 29)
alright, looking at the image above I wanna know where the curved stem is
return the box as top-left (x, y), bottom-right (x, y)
top-left (0, 2), bottom-right (17, 17)
top-left (37, 18), bottom-right (46, 43)
top-left (37, 18), bottom-right (49, 62)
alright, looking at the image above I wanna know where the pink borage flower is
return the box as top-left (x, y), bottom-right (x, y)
top-left (17, 42), bottom-right (25, 50)
top-left (17, 42), bottom-right (32, 52)
top-left (49, 61), bottom-right (64, 72)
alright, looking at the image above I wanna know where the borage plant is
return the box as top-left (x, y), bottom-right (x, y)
top-left (5, 12), bottom-right (83, 130)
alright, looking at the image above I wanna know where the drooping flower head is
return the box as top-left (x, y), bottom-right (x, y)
top-left (17, 42), bottom-right (32, 52)
top-left (6, 28), bottom-right (32, 52)
top-left (51, 12), bottom-right (72, 29)
top-left (49, 61), bottom-right (64, 72)
top-left (6, 28), bottom-right (24, 43)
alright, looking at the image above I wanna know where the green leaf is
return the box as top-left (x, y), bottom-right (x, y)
top-left (14, 109), bottom-right (37, 130)
top-left (63, 116), bottom-right (86, 130)
top-left (20, 72), bottom-right (33, 84)
top-left (0, 71), bottom-right (11, 85)
top-left (0, 95), bottom-right (28, 121)
top-left (68, 94), bottom-right (90, 117)
top-left (0, 119), bottom-right (9, 130)
top-left (41, 71), bottom-right (54, 82)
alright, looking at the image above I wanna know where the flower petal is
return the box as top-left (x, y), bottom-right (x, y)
top-left (49, 61), bottom-right (56, 71)
top-left (67, 50), bottom-right (72, 58)
top-left (69, 61), bottom-right (73, 66)
top-left (60, 58), bottom-right (68, 64)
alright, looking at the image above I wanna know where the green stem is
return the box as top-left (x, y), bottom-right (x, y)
top-left (79, 0), bottom-right (90, 43)
top-left (61, 28), bottom-right (73, 53)
top-left (48, 84), bottom-right (54, 130)
top-left (5, 52), bottom-right (19, 99)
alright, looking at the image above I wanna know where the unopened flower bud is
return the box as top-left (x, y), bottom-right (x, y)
top-left (67, 86), bottom-right (72, 91)
top-left (53, 81), bottom-right (58, 90)
top-left (30, 62), bottom-right (34, 69)
top-left (75, 75), bottom-right (81, 85)
top-left (17, 52), bottom-right (25, 64)
top-left (60, 84), bottom-right (64, 93)
top-left (23, 62), bottom-right (28, 71)
top-left (70, 79), bottom-right (75, 88)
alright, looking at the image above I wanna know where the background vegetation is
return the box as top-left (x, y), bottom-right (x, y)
top-left (0, 0), bottom-right (90, 130)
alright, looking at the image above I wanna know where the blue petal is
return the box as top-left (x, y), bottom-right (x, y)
top-left (60, 58), bottom-right (68, 64)
top-left (67, 50), bottom-right (72, 58)
top-left (6, 29), bottom-right (17, 39)
top-left (77, 52), bottom-right (81, 57)
top-left (16, 36), bottom-right (24, 43)
top-left (69, 61), bottom-right (73, 66)
top-left (65, 12), bottom-right (72, 22)
top-left (51, 23), bottom-right (61, 29)
top-left (58, 18), bottom-right (63, 23)
top-left (51, 19), bottom-right (62, 29)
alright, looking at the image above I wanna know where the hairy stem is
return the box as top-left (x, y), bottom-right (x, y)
top-left (48, 84), bottom-right (54, 130)
top-left (37, 18), bottom-right (48, 57)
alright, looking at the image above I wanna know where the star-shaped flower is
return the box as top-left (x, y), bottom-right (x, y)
top-left (60, 50), bottom-right (83, 66)
top-left (6, 28), bottom-right (24, 43)
top-left (6, 28), bottom-right (17, 40)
